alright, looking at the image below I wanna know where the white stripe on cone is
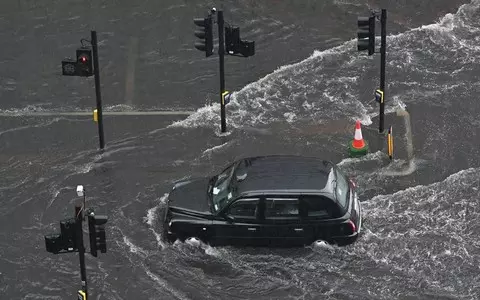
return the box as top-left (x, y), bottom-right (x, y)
top-left (354, 126), bottom-right (363, 141)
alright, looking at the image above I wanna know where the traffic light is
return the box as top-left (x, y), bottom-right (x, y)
top-left (62, 59), bottom-right (77, 76)
top-left (225, 26), bottom-right (255, 57)
top-left (357, 16), bottom-right (375, 55)
top-left (88, 214), bottom-right (108, 257)
top-left (61, 47), bottom-right (93, 77)
top-left (44, 218), bottom-right (77, 254)
top-left (60, 218), bottom-right (77, 250)
top-left (44, 234), bottom-right (63, 254)
top-left (225, 26), bottom-right (240, 54)
top-left (76, 47), bottom-right (93, 77)
top-left (193, 15), bottom-right (214, 57)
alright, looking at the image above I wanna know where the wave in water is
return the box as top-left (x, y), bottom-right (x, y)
top-left (168, 0), bottom-right (480, 133)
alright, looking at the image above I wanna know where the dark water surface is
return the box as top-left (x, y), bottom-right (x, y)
top-left (1, 0), bottom-right (480, 299)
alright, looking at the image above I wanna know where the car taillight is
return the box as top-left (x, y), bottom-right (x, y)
top-left (347, 220), bottom-right (356, 234)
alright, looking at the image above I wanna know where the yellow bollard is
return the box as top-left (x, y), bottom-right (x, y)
top-left (387, 126), bottom-right (393, 160)
top-left (93, 109), bottom-right (98, 122)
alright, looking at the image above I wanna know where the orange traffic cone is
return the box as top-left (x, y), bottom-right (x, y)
top-left (348, 120), bottom-right (369, 157)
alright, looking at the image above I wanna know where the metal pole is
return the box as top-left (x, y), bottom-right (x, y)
top-left (217, 11), bottom-right (226, 133)
top-left (75, 205), bottom-right (88, 298)
top-left (91, 31), bottom-right (105, 149)
top-left (379, 9), bottom-right (387, 134)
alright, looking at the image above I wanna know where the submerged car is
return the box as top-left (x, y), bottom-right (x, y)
top-left (163, 155), bottom-right (362, 247)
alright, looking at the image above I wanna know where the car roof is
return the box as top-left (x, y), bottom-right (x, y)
top-left (233, 155), bottom-right (337, 196)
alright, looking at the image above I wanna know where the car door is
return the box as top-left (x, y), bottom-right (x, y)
top-left (211, 197), bottom-right (261, 246)
top-left (300, 195), bottom-right (340, 243)
top-left (262, 196), bottom-right (307, 246)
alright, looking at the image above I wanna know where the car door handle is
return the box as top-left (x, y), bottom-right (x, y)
top-left (247, 227), bottom-right (257, 231)
top-left (294, 228), bottom-right (304, 232)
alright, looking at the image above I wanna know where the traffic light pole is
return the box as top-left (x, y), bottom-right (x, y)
top-left (91, 31), bottom-right (105, 150)
top-left (75, 205), bottom-right (88, 298)
top-left (379, 9), bottom-right (387, 134)
top-left (217, 10), bottom-right (227, 133)
top-left (44, 187), bottom-right (108, 300)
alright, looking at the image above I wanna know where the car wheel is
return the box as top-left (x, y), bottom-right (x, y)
top-left (185, 236), bottom-right (202, 247)
top-left (313, 240), bottom-right (335, 250)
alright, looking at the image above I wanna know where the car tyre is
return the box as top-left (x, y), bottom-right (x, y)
top-left (185, 236), bottom-right (203, 247)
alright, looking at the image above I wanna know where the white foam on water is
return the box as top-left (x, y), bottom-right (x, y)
top-left (332, 0), bottom-right (362, 6)
top-left (71, 161), bottom-right (95, 175)
top-left (118, 223), bottom-right (190, 299)
top-left (400, 2), bottom-right (480, 66)
top-left (312, 240), bottom-right (336, 252)
top-left (366, 98), bottom-right (407, 119)
top-left (0, 104), bottom-right (49, 115)
top-left (165, 15), bottom-right (465, 134)
top-left (363, 166), bottom-right (480, 223)
top-left (0, 117), bottom-right (66, 137)
top-left (337, 150), bottom-right (385, 168)
top-left (144, 268), bottom-right (191, 300)
top-left (45, 185), bottom-right (74, 209)
top-left (159, 193), bottom-right (169, 204)
top-left (185, 237), bottom-right (202, 247)
top-left (152, 5), bottom-right (480, 298)
top-left (0, 175), bottom-right (30, 192)
top-left (355, 167), bottom-right (480, 288)
top-left (145, 205), bottom-right (159, 227)
top-left (201, 142), bottom-right (231, 157)
top-left (23, 293), bottom-right (62, 300)
top-left (168, 41), bottom-right (372, 131)
top-left (104, 104), bottom-right (136, 111)
top-left (203, 244), bottom-right (222, 258)
top-left (144, 193), bottom-right (169, 250)
top-left (95, 145), bottom-right (143, 160)
top-left (122, 236), bottom-right (148, 258)
top-left (380, 158), bottom-right (418, 177)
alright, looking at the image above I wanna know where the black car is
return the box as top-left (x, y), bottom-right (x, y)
top-left (163, 155), bottom-right (362, 247)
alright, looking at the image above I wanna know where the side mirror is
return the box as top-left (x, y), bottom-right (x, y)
top-left (236, 173), bottom-right (247, 182)
top-left (224, 214), bottom-right (235, 223)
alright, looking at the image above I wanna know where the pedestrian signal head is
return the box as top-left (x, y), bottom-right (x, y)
top-left (375, 89), bottom-right (384, 103)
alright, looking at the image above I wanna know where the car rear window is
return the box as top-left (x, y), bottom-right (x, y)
top-left (301, 195), bottom-right (340, 218)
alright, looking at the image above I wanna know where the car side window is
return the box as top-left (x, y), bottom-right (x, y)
top-left (301, 196), bottom-right (340, 218)
top-left (227, 198), bottom-right (259, 219)
top-left (335, 169), bottom-right (350, 209)
top-left (265, 198), bottom-right (299, 219)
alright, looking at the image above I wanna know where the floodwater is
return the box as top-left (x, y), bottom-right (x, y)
top-left (1, 0), bottom-right (479, 299)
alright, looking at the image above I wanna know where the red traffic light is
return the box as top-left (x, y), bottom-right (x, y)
top-left (79, 55), bottom-right (89, 63)
top-left (75, 48), bottom-right (93, 77)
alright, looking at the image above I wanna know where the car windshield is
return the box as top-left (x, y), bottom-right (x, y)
top-left (210, 164), bottom-right (236, 212)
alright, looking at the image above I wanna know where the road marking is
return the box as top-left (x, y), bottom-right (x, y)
top-left (0, 111), bottom-right (195, 117)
